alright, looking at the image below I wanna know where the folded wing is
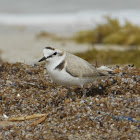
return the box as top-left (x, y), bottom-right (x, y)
top-left (65, 52), bottom-right (99, 78)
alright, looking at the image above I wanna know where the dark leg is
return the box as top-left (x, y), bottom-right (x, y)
top-left (82, 85), bottom-right (86, 97)
top-left (67, 87), bottom-right (73, 98)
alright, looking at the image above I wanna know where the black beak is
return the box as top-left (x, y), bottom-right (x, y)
top-left (38, 56), bottom-right (46, 62)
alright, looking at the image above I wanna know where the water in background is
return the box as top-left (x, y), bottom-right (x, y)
top-left (0, 0), bottom-right (140, 34)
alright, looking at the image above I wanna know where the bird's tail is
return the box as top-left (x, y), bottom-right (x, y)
top-left (97, 66), bottom-right (116, 76)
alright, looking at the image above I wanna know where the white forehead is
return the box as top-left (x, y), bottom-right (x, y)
top-left (43, 48), bottom-right (54, 57)
top-left (43, 47), bottom-right (63, 57)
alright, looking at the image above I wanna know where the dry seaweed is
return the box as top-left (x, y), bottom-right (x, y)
top-left (73, 17), bottom-right (140, 46)
top-left (75, 49), bottom-right (140, 67)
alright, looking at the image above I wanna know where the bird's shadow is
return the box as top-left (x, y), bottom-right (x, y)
top-left (74, 86), bottom-right (106, 97)
top-left (86, 87), bottom-right (106, 97)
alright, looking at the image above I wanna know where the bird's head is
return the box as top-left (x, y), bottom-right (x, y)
top-left (38, 46), bottom-right (64, 63)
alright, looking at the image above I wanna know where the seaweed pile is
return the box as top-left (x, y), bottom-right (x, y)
top-left (75, 49), bottom-right (140, 67)
top-left (73, 17), bottom-right (140, 46)
top-left (0, 62), bottom-right (139, 139)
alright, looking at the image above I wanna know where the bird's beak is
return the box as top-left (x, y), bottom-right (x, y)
top-left (38, 56), bottom-right (46, 62)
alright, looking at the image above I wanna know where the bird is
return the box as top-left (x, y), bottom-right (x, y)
top-left (38, 46), bottom-right (114, 98)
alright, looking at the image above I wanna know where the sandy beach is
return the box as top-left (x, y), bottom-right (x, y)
top-left (0, 28), bottom-right (92, 64)
top-left (1, 26), bottom-right (139, 65)
top-left (0, 62), bottom-right (139, 139)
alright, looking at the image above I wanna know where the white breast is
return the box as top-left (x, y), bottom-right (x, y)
top-left (47, 66), bottom-right (95, 87)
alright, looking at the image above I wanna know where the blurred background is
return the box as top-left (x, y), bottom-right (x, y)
top-left (0, 0), bottom-right (140, 66)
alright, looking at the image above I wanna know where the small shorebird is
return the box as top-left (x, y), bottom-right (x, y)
top-left (39, 46), bottom-right (114, 98)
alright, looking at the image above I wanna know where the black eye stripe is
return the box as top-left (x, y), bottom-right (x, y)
top-left (47, 52), bottom-right (57, 59)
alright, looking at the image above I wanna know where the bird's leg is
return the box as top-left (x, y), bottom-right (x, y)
top-left (82, 85), bottom-right (86, 97)
top-left (67, 87), bottom-right (73, 98)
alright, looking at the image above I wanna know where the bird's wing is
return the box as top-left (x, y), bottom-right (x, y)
top-left (65, 52), bottom-right (99, 78)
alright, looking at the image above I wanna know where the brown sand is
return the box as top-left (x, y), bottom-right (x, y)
top-left (0, 62), bottom-right (139, 139)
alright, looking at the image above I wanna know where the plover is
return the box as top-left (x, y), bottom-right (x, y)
top-left (39, 46), bottom-right (114, 98)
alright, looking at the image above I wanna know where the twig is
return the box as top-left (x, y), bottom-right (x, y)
top-left (31, 115), bottom-right (47, 126)
top-left (8, 114), bottom-right (47, 121)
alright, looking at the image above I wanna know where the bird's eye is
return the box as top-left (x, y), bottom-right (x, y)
top-left (53, 52), bottom-right (57, 55)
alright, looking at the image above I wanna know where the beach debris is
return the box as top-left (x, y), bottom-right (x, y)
top-left (0, 121), bottom-right (18, 128)
top-left (112, 115), bottom-right (140, 123)
top-left (3, 114), bottom-right (9, 119)
top-left (8, 114), bottom-right (47, 121)
top-left (114, 65), bottom-right (120, 73)
top-left (31, 115), bottom-right (47, 126)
